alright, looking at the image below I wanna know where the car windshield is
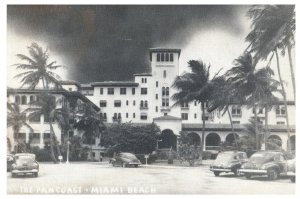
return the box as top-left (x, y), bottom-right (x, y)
top-left (214, 153), bottom-right (234, 164)
top-left (249, 153), bottom-right (276, 163)
top-left (16, 157), bottom-right (34, 165)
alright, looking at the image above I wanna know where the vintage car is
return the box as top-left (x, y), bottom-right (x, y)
top-left (239, 151), bottom-right (289, 180)
top-left (11, 156), bottom-right (39, 177)
top-left (111, 152), bottom-right (141, 168)
top-left (287, 158), bottom-right (295, 182)
top-left (210, 151), bottom-right (248, 176)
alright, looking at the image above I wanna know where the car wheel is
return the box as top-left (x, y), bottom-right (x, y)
top-left (267, 169), bottom-right (278, 180)
top-left (232, 168), bottom-right (238, 176)
top-left (134, 165), bottom-right (138, 168)
top-left (214, 171), bottom-right (220, 176)
top-left (245, 174), bottom-right (251, 179)
top-left (291, 176), bottom-right (295, 183)
top-left (34, 172), bottom-right (38, 177)
top-left (11, 173), bottom-right (16, 178)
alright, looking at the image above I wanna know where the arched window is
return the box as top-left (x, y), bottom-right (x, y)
top-left (163, 70), bottom-right (167, 78)
top-left (140, 100), bottom-right (144, 107)
top-left (156, 53), bottom-right (160, 62)
top-left (145, 101), bottom-right (148, 108)
top-left (166, 87), bottom-right (169, 96)
top-left (161, 53), bottom-right (165, 61)
top-left (170, 53), bottom-right (174, 62)
top-left (15, 95), bottom-right (20, 104)
top-left (162, 87), bottom-right (165, 96)
top-left (21, 96), bottom-right (27, 105)
top-left (165, 53), bottom-right (169, 61)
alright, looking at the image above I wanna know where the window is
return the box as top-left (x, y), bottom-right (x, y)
top-left (145, 78), bottom-right (147, 83)
top-left (31, 133), bottom-right (40, 144)
top-left (100, 113), bottom-right (107, 121)
top-left (181, 102), bottom-right (189, 108)
top-left (166, 87), bottom-right (169, 96)
top-left (120, 88), bottom-right (126, 95)
top-left (232, 121), bottom-right (240, 124)
top-left (161, 53), bottom-right (165, 61)
top-left (163, 70), bottom-right (167, 78)
top-left (126, 113), bottom-right (128, 118)
top-left (126, 100), bottom-right (129, 106)
top-left (156, 106), bottom-right (158, 112)
top-left (156, 94), bottom-right (158, 100)
top-left (133, 113), bottom-right (135, 118)
top-left (141, 88), bottom-right (147, 95)
top-left (194, 113), bottom-right (197, 119)
top-left (133, 100), bottom-right (136, 106)
top-left (100, 88), bottom-right (103, 95)
top-left (142, 78), bottom-right (144, 83)
top-left (140, 100), bottom-right (144, 107)
top-left (156, 81), bottom-right (158, 87)
top-left (194, 101), bottom-right (197, 106)
top-left (114, 100), bottom-right (121, 107)
top-left (29, 113), bottom-right (41, 123)
top-left (21, 96), bottom-right (27, 105)
top-left (170, 53), bottom-right (174, 62)
top-left (258, 108), bottom-right (263, 114)
top-left (43, 132), bottom-right (51, 144)
top-left (162, 98), bottom-right (169, 107)
top-left (181, 113), bottom-right (188, 120)
top-left (162, 87), bottom-right (165, 96)
top-left (44, 114), bottom-right (50, 123)
top-left (132, 88), bottom-right (135, 95)
top-left (100, 100), bottom-right (107, 107)
top-left (145, 101), bottom-right (148, 108)
top-left (276, 106), bottom-right (286, 116)
top-left (277, 121), bottom-right (285, 125)
top-left (15, 95), bottom-right (20, 104)
top-left (232, 105), bottom-right (241, 116)
top-left (113, 113), bottom-right (117, 119)
top-left (108, 88), bottom-right (114, 95)
top-left (165, 53), bottom-right (169, 61)
top-left (157, 53), bottom-right (160, 62)
top-left (140, 113), bottom-right (148, 120)
top-left (118, 113), bottom-right (121, 119)
top-left (30, 95), bottom-right (34, 103)
top-left (18, 132), bottom-right (26, 142)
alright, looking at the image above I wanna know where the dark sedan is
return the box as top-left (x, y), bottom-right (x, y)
top-left (210, 151), bottom-right (248, 176)
top-left (239, 151), bottom-right (289, 180)
top-left (11, 156), bottom-right (39, 177)
top-left (111, 153), bottom-right (141, 168)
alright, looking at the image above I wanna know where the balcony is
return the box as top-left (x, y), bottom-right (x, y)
top-left (160, 106), bottom-right (171, 112)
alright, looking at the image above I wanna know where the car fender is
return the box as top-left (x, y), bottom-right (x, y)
top-left (263, 163), bottom-right (280, 172)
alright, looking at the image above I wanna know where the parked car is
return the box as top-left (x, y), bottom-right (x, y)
top-left (7, 154), bottom-right (15, 172)
top-left (239, 151), bottom-right (289, 180)
top-left (11, 156), bottom-right (39, 178)
top-left (287, 158), bottom-right (295, 183)
top-left (110, 152), bottom-right (141, 168)
top-left (210, 151), bottom-right (248, 176)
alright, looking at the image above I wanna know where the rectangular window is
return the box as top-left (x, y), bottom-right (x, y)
top-left (29, 114), bottom-right (41, 123)
top-left (277, 121), bottom-right (285, 125)
top-left (156, 81), bottom-right (158, 87)
top-left (18, 133), bottom-right (26, 142)
top-left (232, 121), bottom-right (240, 124)
top-left (126, 100), bottom-right (129, 106)
top-left (44, 114), bottom-right (50, 123)
top-left (108, 88), bottom-right (114, 95)
top-left (181, 102), bottom-right (189, 108)
top-left (114, 100), bottom-right (121, 107)
top-left (140, 114), bottom-right (148, 120)
top-left (170, 53), bottom-right (174, 62)
top-left (31, 133), bottom-right (40, 144)
top-left (157, 53), bottom-right (160, 62)
top-left (43, 133), bottom-right (51, 144)
top-left (100, 100), bottom-right (107, 107)
top-left (276, 106), bottom-right (286, 116)
top-left (126, 113), bottom-right (128, 118)
top-left (194, 113), bottom-right (197, 119)
top-left (161, 53), bottom-right (165, 61)
top-left (132, 88), bottom-right (135, 95)
top-left (163, 70), bottom-right (167, 78)
top-left (232, 105), bottom-right (242, 116)
top-left (181, 113), bottom-right (188, 120)
top-left (258, 108), bottom-right (263, 114)
top-left (120, 88), bottom-right (126, 95)
top-left (133, 113), bottom-right (135, 118)
top-left (100, 88), bottom-right (103, 95)
top-left (156, 94), bottom-right (158, 100)
top-left (141, 88), bottom-right (147, 95)
top-left (145, 78), bottom-right (147, 83)
top-left (156, 106), bottom-right (158, 112)
top-left (133, 100), bottom-right (136, 106)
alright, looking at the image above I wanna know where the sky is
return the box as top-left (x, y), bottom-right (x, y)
top-left (7, 5), bottom-right (294, 100)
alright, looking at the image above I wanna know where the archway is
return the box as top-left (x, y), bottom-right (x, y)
top-left (225, 133), bottom-right (239, 146)
top-left (268, 135), bottom-right (282, 147)
top-left (290, 135), bottom-right (295, 151)
top-left (159, 129), bottom-right (177, 150)
top-left (205, 133), bottom-right (221, 150)
top-left (186, 132), bottom-right (201, 146)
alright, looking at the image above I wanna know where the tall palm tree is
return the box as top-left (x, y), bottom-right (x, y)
top-left (226, 53), bottom-right (278, 150)
top-left (172, 60), bottom-right (221, 164)
top-left (26, 93), bottom-right (64, 163)
top-left (246, 5), bottom-right (295, 99)
top-left (13, 42), bottom-right (63, 89)
top-left (7, 102), bottom-right (33, 152)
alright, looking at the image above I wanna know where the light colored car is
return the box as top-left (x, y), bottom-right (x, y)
top-left (111, 152), bottom-right (141, 168)
top-left (11, 156), bottom-right (39, 178)
top-left (210, 151), bottom-right (248, 176)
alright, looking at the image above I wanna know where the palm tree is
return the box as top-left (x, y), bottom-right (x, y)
top-left (172, 60), bottom-right (222, 164)
top-left (246, 5), bottom-right (295, 99)
top-left (13, 42), bottom-right (63, 89)
top-left (226, 53), bottom-right (278, 150)
top-left (7, 102), bottom-right (33, 152)
top-left (26, 93), bottom-right (64, 163)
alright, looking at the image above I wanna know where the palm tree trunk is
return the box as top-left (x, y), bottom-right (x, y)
top-left (50, 121), bottom-right (62, 157)
top-left (227, 109), bottom-right (238, 149)
top-left (199, 102), bottom-right (206, 165)
top-left (253, 103), bottom-right (259, 150)
top-left (275, 49), bottom-right (291, 152)
top-left (287, 44), bottom-right (295, 101)
top-left (264, 106), bottom-right (269, 151)
top-left (49, 120), bottom-right (57, 163)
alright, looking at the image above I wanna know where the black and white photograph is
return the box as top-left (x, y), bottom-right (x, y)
top-left (3, 1), bottom-right (297, 195)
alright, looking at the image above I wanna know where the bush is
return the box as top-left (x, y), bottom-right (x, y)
top-left (30, 146), bottom-right (53, 162)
